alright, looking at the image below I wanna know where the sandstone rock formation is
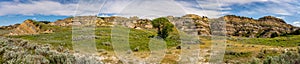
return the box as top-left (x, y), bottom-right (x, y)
top-left (46, 14), bottom-right (300, 38)
top-left (49, 17), bottom-right (73, 26)
top-left (223, 15), bottom-right (299, 38)
top-left (2, 14), bottom-right (299, 38)
top-left (9, 20), bottom-right (40, 35)
top-left (6, 20), bottom-right (54, 35)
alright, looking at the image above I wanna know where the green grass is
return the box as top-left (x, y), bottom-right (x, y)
top-left (224, 51), bottom-right (252, 63)
top-left (8, 26), bottom-right (181, 51)
top-left (94, 26), bottom-right (158, 51)
top-left (93, 26), bottom-right (181, 51)
top-left (5, 25), bottom-right (300, 63)
top-left (224, 35), bottom-right (300, 63)
top-left (230, 35), bottom-right (300, 47)
top-left (8, 26), bottom-right (73, 49)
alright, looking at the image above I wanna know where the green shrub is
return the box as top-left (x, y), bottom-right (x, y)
top-left (250, 51), bottom-right (300, 64)
top-left (225, 50), bottom-right (252, 57)
top-left (151, 17), bottom-right (174, 39)
top-left (250, 58), bottom-right (261, 64)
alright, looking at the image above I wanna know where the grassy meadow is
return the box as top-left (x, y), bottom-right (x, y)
top-left (5, 25), bottom-right (300, 63)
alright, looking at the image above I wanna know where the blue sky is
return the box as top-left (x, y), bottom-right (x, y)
top-left (0, 0), bottom-right (299, 26)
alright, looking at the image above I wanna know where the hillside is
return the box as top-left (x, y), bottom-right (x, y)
top-left (1, 14), bottom-right (299, 38)
top-left (223, 15), bottom-right (300, 38)
top-left (7, 14), bottom-right (300, 38)
top-left (2, 14), bottom-right (299, 38)
top-left (4, 27), bottom-right (300, 63)
top-left (1, 14), bottom-right (300, 63)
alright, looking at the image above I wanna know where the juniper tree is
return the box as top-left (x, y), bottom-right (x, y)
top-left (151, 17), bottom-right (174, 39)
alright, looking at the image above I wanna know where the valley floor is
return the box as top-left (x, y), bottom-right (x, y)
top-left (2, 27), bottom-right (300, 64)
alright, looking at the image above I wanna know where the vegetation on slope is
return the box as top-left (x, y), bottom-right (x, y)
top-left (230, 35), bottom-right (300, 47)
top-left (152, 17), bottom-right (174, 39)
top-left (9, 26), bottom-right (181, 51)
top-left (2, 15), bottom-right (300, 63)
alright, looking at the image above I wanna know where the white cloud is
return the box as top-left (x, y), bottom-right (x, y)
top-left (0, 1), bottom-right (78, 16)
top-left (95, 0), bottom-right (225, 18)
top-left (179, 0), bottom-right (275, 18)
top-left (234, 0), bottom-right (299, 16)
top-left (0, 0), bottom-right (109, 16)
top-left (292, 21), bottom-right (300, 27)
top-left (0, 0), bottom-right (299, 19)
top-left (74, 0), bottom-right (107, 16)
top-left (215, 0), bottom-right (299, 25)
top-left (118, 0), bottom-right (186, 18)
top-left (100, 0), bottom-right (133, 14)
top-left (0, 0), bottom-right (225, 18)
top-left (176, 0), bottom-right (227, 18)
top-left (277, 16), bottom-right (285, 19)
top-left (263, 1), bottom-right (297, 16)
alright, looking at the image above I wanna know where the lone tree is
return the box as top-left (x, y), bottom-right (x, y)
top-left (151, 17), bottom-right (174, 39)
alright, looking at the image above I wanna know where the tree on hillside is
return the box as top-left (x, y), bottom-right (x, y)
top-left (151, 17), bottom-right (174, 39)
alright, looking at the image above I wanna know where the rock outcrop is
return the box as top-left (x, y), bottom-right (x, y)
top-left (9, 20), bottom-right (40, 35)
top-left (223, 15), bottom-right (299, 38)
top-left (49, 17), bottom-right (73, 26)
top-left (2, 14), bottom-right (300, 38)
top-left (47, 14), bottom-right (300, 38)
top-left (7, 20), bottom-right (54, 35)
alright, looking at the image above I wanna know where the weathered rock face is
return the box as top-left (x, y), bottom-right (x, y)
top-left (51, 16), bottom-right (153, 29)
top-left (9, 20), bottom-right (40, 35)
top-left (167, 15), bottom-right (211, 36)
top-left (6, 20), bottom-right (54, 35)
top-left (49, 17), bottom-right (73, 26)
top-left (168, 15), bottom-right (299, 38)
top-left (178, 14), bottom-right (210, 36)
top-left (223, 15), bottom-right (299, 38)
top-left (3, 14), bottom-right (299, 38)
top-left (258, 16), bottom-right (286, 23)
top-left (48, 15), bottom-right (300, 38)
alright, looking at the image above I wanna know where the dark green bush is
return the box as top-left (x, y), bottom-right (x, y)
top-left (225, 51), bottom-right (252, 57)
top-left (151, 17), bottom-right (174, 39)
